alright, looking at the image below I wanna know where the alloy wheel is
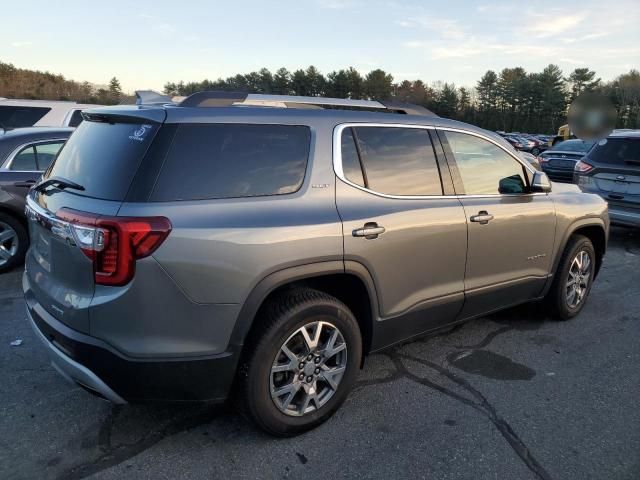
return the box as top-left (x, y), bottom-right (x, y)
top-left (0, 221), bottom-right (19, 267)
top-left (566, 250), bottom-right (592, 309)
top-left (270, 320), bottom-right (348, 417)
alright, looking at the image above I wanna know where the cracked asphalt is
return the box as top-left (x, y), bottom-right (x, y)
top-left (1, 227), bottom-right (639, 480)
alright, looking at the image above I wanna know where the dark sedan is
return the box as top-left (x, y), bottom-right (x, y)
top-left (0, 127), bottom-right (73, 272)
top-left (538, 139), bottom-right (595, 183)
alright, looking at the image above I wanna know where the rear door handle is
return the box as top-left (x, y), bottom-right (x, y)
top-left (470, 211), bottom-right (494, 225)
top-left (353, 222), bottom-right (386, 239)
top-left (13, 180), bottom-right (37, 188)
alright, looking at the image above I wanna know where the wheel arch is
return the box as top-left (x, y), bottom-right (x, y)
top-left (230, 261), bottom-right (379, 361)
top-left (553, 219), bottom-right (607, 279)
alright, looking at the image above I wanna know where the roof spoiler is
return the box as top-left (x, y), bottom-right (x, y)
top-left (135, 90), bottom-right (174, 105)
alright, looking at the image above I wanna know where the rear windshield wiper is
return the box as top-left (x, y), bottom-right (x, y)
top-left (34, 176), bottom-right (85, 193)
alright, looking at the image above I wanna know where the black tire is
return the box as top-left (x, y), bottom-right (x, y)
top-left (0, 212), bottom-right (28, 273)
top-left (237, 288), bottom-right (362, 436)
top-left (545, 235), bottom-right (596, 320)
top-left (531, 147), bottom-right (540, 156)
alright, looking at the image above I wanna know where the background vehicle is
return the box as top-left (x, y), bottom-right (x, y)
top-left (551, 124), bottom-right (574, 146)
top-left (538, 139), bottom-right (595, 182)
top-left (0, 127), bottom-right (72, 271)
top-left (0, 98), bottom-right (101, 129)
top-left (575, 130), bottom-right (640, 227)
top-left (24, 92), bottom-right (608, 436)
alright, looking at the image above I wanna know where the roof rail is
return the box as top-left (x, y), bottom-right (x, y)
top-left (177, 91), bottom-right (436, 116)
top-left (135, 90), bottom-right (174, 105)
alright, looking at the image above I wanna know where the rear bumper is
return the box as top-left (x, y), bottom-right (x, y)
top-left (27, 306), bottom-right (127, 404)
top-left (541, 166), bottom-right (575, 183)
top-left (25, 273), bottom-right (239, 403)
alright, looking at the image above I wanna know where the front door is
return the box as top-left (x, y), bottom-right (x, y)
top-left (438, 129), bottom-right (556, 319)
top-left (335, 124), bottom-right (468, 350)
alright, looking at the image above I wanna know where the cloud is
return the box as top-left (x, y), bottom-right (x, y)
top-left (525, 12), bottom-right (587, 38)
top-left (396, 15), bottom-right (466, 40)
top-left (559, 57), bottom-right (587, 65)
top-left (11, 41), bottom-right (32, 48)
top-left (403, 41), bottom-right (424, 48)
top-left (314, 0), bottom-right (362, 8)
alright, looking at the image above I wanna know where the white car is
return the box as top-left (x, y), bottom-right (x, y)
top-left (0, 98), bottom-right (103, 129)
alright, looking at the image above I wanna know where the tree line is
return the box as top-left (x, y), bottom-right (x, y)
top-left (165, 65), bottom-right (640, 133)
top-left (0, 61), bottom-right (125, 105)
top-left (1, 60), bottom-right (638, 133)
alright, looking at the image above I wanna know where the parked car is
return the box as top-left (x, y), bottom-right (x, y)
top-left (0, 98), bottom-right (101, 129)
top-left (519, 134), bottom-right (548, 155)
top-left (538, 139), bottom-right (595, 183)
top-left (0, 127), bottom-right (73, 272)
top-left (24, 92), bottom-right (608, 436)
top-left (574, 130), bottom-right (640, 227)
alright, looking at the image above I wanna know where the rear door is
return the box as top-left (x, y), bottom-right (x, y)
top-left (437, 129), bottom-right (556, 319)
top-left (335, 124), bottom-right (467, 349)
top-left (25, 115), bottom-right (163, 333)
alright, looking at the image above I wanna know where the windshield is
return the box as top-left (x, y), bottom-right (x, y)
top-left (45, 120), bottom-right (158, 200)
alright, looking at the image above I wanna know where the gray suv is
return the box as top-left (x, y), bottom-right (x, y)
top-left (24, 91), bottom-right (609, 436)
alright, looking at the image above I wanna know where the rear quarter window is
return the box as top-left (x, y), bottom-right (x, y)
top-left (150, 124), bottom-right (311, 201)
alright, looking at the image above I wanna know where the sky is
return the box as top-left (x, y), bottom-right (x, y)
top-left (1, 0), bottom-right (639, 93)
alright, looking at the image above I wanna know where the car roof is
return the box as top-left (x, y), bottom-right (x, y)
top-left (0, 126), bottom-right (74, 139)
top-left (609, 129), bottom-right (640, 138)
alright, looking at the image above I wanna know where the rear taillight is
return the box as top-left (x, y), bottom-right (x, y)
top-left (538, 155), bottom-right (548, 163)
top-left (57, 209), bottom-right (171, 286)
top-left (574, 160), bottom-right (594, 173)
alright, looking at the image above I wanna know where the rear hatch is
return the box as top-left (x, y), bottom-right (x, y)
top-left (585, 137), bottom-right (640, 210)
top-left (24, 107), bottom-right (165, 333)
top-left (545, 151), bottom-right (585, 170)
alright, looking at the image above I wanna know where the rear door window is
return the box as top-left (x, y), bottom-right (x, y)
top-left (346, 126), bottom-right (442, 196)
top-left (44, 120), bottom-right (159, 200)
top-left (150, 124), bottom-right (310, 201)
top-left (0, 106), bottom-right (51, 128)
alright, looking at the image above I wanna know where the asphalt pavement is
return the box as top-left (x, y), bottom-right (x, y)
top-left (1, 227), bottom-right (638, 480)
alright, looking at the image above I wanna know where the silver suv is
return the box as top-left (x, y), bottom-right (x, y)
top-left (24, 91), bottom-right (609, 436)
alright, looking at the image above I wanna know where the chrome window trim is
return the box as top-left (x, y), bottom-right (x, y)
top-left (2, 138), bottom-right (67, 172)
top-left (332, 122), bottom-right (541, 200)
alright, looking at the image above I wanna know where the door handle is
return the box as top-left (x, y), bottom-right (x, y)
top-left (353, 222), bottom-right (386, 239)
top-left (13, 180), bottom-right (37, 188)
top-left (470, 211), bottom-right (494, 225)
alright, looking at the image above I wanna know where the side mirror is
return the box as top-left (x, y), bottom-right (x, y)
top-left (531, 171), bottom-right (552, 193)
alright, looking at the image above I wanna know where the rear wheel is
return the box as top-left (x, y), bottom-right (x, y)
top-left (546, 235), bottom-right (596, 320)
top-left (0, 213), bottom-right (28, 273)
top-left (238, 288), bottom-right (362, 436)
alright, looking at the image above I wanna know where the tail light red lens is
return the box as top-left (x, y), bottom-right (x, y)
top-left (57, 209), bottom-right (172, 286)
top-left (574, 160), bottom-right (594, 173)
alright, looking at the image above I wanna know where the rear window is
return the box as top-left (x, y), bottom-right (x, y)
top-left (553, 140), bottom-right (595, 153)
top-left (150, 124), bottom-right (310, 201)
top-left (44, 120), bottom-right (158, 200)
top-left (0, 106), bottom-right (51, 128)
top-left (588, 137), bottom-right (640, 166)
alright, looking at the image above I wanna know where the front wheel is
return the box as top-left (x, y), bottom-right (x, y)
top-left (238, 288), bottom-right (362, 436)
top-left (545, 235), bottom-right (596, 320)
